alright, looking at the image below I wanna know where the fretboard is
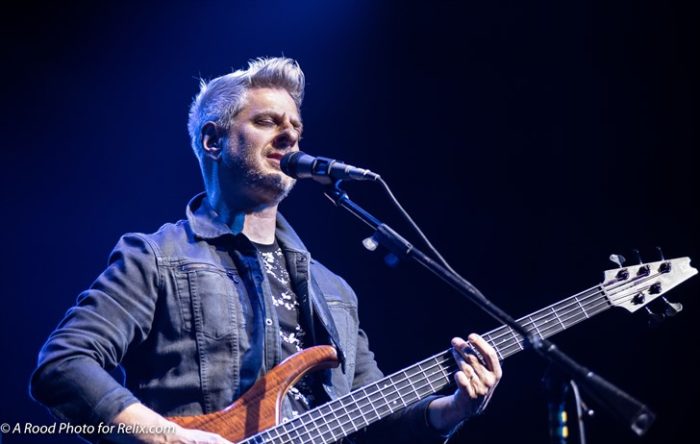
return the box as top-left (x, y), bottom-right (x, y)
top-left (242, 283), bottom-right (614, 444)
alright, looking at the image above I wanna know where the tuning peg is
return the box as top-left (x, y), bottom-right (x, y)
top-left (656, 246), bottom-right (666, 261)
top-left (609, 254), bottom-right (626, 267)
top-left (631, 249), bottom-right (643, 265)
top-left (659, 261), bottom-right (672, 273)
top-left (632, 292), bottom-right (646, 305)
top-left (661, 297), bottom-right (683, 317)
top-left (645, 307), bottom-right (665, 328)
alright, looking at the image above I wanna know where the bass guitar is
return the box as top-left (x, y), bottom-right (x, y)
top-left (169, 257), bottom-right (697, 443)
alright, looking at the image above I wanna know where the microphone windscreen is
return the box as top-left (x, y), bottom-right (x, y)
top-left (280, 151), bottom-right (305, 178)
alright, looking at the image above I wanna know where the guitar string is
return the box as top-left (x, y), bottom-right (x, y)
top-left (265, 356), bottom-right (454, 443)
top-left (281, 367), bottom-right (449, 444)
top-left (496, 291), bottom-right (613, 357)
top-left (245, 269), bottom-right (669, 443)
top-left (251, 357), bottom-right (457, 444)
top-left (483, 286), bottom-right (602, 352)
top-left (271, 282), bottom-right (624, 444)
top-left (252, 272), bottom-right (666, 443)
top-left (494, 278), bottom-right (660, 357)
top-left (277, 279), bottom-right (654, 443)
top-left (487, 269), bottom-right (665, 346)
top-left (483, 270), bottom-right (666, 348)
top-left (491, 275), bottom-right (663, 356)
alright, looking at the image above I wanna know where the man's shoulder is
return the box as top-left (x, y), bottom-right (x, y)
top-left (116, 219), bottom-right (194, 258)
top-left (131, 218), bottom-right (190, 242)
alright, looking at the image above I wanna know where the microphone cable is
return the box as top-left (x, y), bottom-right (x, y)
top-left (377, 177), bottom-right (460, 277)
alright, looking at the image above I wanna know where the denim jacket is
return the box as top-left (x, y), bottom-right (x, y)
top-left (30, 193), bottom-right (441, 443)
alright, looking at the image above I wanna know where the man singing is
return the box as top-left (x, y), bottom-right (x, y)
top-left (30, 57), bottom-right (501, 443)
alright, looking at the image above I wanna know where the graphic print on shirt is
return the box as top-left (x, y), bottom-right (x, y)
top-left (257, 245), bottom-right (315, 420)
top-left (259, 248), bottom-right (305, 352)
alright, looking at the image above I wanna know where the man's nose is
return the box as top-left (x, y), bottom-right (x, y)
top-left (272, 125), bottom-right (299, 150)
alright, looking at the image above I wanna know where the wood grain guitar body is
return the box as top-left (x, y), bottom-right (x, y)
top-left (168, 346), bottom-right (339, 443)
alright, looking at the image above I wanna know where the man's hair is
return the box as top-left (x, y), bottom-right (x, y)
top-left (187, 57), bottom-right (305, 161)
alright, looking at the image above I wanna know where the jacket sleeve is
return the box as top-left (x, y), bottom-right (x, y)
top-left (351, 325), bottom-right (445, 444)
top-left (29, 233), bottom-right (160, 427)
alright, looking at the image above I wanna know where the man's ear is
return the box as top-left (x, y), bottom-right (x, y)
top-left (201, 122), bottom-right (223, 160)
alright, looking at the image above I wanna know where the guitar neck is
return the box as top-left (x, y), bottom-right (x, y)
top-left (243, 284), bottom-right (612, 444)
top-left (484, 283), bottom-right (611, 360)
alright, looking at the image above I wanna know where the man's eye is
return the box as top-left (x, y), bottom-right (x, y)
top-left (255, 118), bottom-right (275, 126)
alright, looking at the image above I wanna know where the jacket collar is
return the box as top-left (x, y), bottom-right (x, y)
top-left (185, 192), bottom-right (309, 254)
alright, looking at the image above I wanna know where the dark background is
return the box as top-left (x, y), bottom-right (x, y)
top-left (1, 1), bottom-right (698, 443)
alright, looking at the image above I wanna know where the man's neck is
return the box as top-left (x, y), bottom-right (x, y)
top-left (207, 191), bottom-right (278, 245)
top-left (241, 207), bottom-right (277, 245)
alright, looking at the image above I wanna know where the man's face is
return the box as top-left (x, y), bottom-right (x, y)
top-left (220, 87), bottom-right (302, 206)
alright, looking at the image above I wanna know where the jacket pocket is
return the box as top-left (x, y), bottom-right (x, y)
top-left (325, 297), bottom-right (359, 351)
top-left (174, 263), bottom-right (241, 340)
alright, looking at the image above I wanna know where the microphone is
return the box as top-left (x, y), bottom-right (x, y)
top-left (280, 151), bottom-right (380, 184)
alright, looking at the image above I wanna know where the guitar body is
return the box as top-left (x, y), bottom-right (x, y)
top-left (168, 346), bottom-right (339, 442)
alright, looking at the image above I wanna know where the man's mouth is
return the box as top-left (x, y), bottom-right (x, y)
top-left (265, 152), bottom-right (285, 169)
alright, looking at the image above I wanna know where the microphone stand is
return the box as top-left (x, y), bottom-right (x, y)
top-left (543, 366), bottom-right (594, 444)
top-left (322, 180), bottom-right (655, 437)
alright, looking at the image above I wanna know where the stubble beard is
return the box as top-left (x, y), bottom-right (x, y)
top-left (230, 150), bottom-right (296, 208)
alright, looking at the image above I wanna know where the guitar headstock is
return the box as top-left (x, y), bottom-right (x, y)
top-left (602, 257), bottom-right (697, 313)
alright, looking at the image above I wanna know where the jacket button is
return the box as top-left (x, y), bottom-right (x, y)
top-left (265, 318), bottom-right (273, 326)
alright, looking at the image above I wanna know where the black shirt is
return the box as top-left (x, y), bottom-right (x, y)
top-left (253, 239), bottom-right (316, 419)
